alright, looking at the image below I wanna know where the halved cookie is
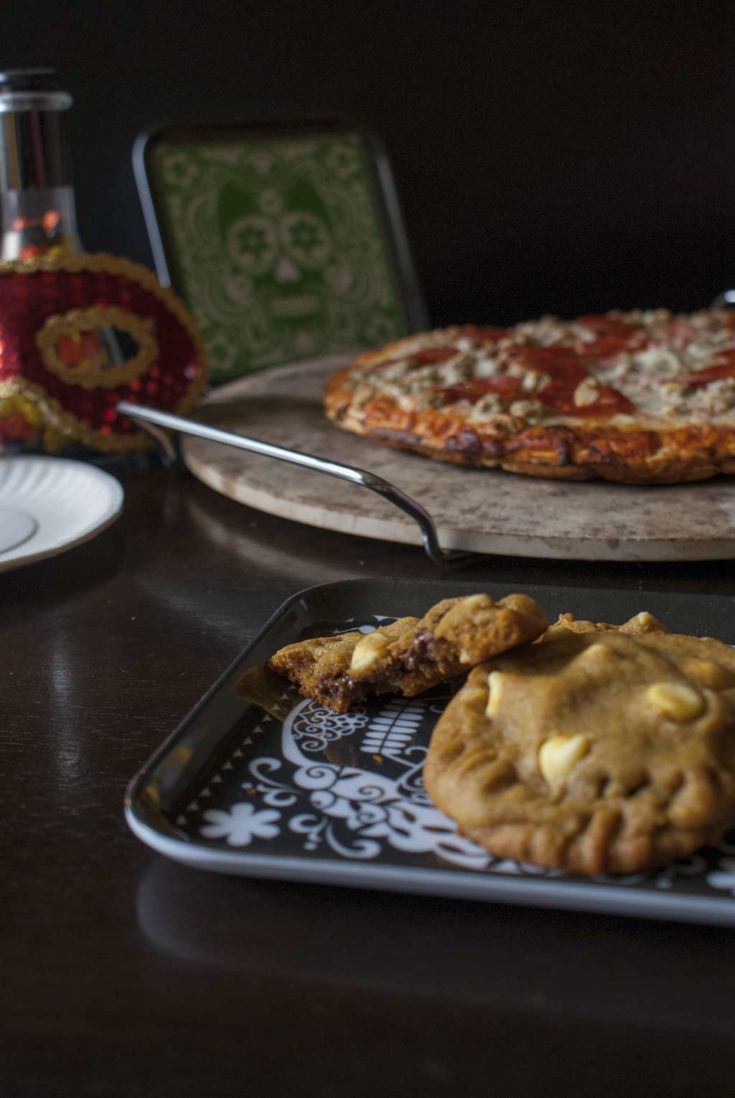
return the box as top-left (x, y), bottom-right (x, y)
top-left (268, 593), bottom-right (548, 713)
top-left (424, 624), bottom-right (735, 875)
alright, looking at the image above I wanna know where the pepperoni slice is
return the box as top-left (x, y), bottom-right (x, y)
top-left (574, 314), bottom-right (647, 357)
top-left (378, 345), bottom-right (461, 370)
top-left (536, 381), bottom-right (635, 417)
top-left (505, 346), bottom-right (588, 384)
top-left (680, 350), bottom-right (735, 388)
top-left (436, 376), bottom-right (523, 405)
top-left (504, 344), bottom-right (635, 415)
top-left (410, 346), bottom-right (461, 366)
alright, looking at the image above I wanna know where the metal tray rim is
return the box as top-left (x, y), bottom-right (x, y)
top-left (124, 805), bottom-right (735, 927)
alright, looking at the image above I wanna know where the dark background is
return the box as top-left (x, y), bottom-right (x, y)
top-left (3, 0), bottom-right (735, 326)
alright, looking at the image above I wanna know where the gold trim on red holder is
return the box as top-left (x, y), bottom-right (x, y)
top-left (36, 306), bottom-right (159, 390)
top-left (0, 252), bottom-right (209, 451)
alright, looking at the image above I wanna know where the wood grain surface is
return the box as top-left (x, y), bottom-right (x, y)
top-left (182, 357), bottom-right (735, 562)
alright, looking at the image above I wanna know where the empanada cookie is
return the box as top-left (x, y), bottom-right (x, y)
top-left (268, 593), bottom-right (548, 713)
top-left (424, 620), bottom-right (735, 875)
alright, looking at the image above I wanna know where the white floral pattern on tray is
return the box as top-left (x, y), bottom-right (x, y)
top-left (201, 803), bottom-right (281, 846)
top-left (198, 694), bottom-right (491, 869)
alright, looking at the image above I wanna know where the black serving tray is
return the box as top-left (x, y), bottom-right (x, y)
top-left (125, 579), bottom-right (735, 925)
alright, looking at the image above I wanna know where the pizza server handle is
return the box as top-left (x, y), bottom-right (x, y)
top-left (116, 401), bottom-right (475, 567)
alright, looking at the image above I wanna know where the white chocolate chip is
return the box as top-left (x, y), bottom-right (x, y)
top-left (681, 659), bottom-right (727, 689)
top-left (350, 632), bottom-right (389, 674)
top-left (486, 671), bottom-right (505, 717)
top-left (538, 733), bottom-right (590, 787)
top-left (629, 611), bottom-right (655, 628)
top-left (578, 641), bottom-right (614, 661)
top-left (645, 681), bottom-right (704, 721)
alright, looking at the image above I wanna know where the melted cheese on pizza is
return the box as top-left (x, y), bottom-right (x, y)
top-left (347, 311), bottom-right (735, 429)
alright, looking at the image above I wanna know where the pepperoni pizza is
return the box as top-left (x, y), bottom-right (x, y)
top-left (323, 310), bottom-right (735, 483)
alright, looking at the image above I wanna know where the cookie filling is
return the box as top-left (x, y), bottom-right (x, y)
top-left (393, 629), bottom-right (440, 674)
top-left (313, 672), bottom-right (367, 710)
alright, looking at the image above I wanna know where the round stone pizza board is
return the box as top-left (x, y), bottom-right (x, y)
top-left (181, 355), bottom-right (735, 561)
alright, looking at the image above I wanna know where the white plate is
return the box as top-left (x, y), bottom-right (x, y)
top-left (0, 456), bottom-right (124, 572)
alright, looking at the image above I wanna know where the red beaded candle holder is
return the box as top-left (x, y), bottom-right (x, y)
top-left (0, 252), bottom-right (208, 451)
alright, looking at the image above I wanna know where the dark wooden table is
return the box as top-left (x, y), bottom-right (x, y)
top-left (4, 465), bottom-right (735, 1097)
